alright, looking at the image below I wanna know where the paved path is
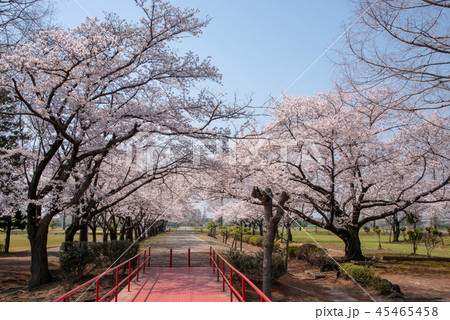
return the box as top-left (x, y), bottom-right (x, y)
top-left (118, 229), bottom-right (231, 302)
top-left (142, 228), bottom-right (212, 267)
top-left (118, 267), bottom-right (230, 302)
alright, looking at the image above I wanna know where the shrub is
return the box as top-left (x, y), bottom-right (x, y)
top-left (306, 248), bottom-right (329, 266)
top-left (288, 245), bottom-right (300, 258)
top-left (206, 220), bottom-right (217, 237)
top-left (60, 242), bottom-right (100, 280)
top-left (242, 235), bottom-right (251, 243)
top-left (423, 227), bottom-right (443, 258)
top-left (342, 263), bottom-right (376, 286)
top-left (296, 243), bottom-right (318, 260)
top-left (407, 228), bottom-right (423, 255)
top-left (226, 250), bottom-right (286, 282)
top-left (255, 236), bottom-right (264, 247)
top-left (60, 240), bottom-right (140, 280)
top-left (273, 241), bottom-right (280, 251)
top-left (249, 236), bottom-right (258, 246)
top-left (371, 276), bottom-right (392, 295)
top-left (101, 240), bottom-right (139, 267)
top-left (249, 236), bottom-right (264, 247)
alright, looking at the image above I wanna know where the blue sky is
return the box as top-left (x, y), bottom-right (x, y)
top-left (56, 0), bottom-right (352, 108)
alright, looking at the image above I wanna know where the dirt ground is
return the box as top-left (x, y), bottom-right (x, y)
top-left (0, 246), bottom-right (67, 302)
top-left (0, 229), bottom-right (449, 302)
top-left (197, 232), bottom-right (450, 302)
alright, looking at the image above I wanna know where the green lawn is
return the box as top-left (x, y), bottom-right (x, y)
top-left (0, 229), bottom-right (101, 252)
top-left (286, 228), bottom-right (450, 258)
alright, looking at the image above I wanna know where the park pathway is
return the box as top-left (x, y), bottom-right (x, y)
top-left (117, 227), bottom-right (231, 302)
top-left (140, 227), bottom-right (214, 267)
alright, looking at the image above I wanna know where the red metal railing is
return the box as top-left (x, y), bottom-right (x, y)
top-left (54, 246), bottom-right (152, 302)
top-left (54, 247), bottom-right (195, 302)
top-left (209, 247), bottom-right (271, 302)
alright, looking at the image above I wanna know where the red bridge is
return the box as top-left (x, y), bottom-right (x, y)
top-left (54, 247), bottom-right (270, 302)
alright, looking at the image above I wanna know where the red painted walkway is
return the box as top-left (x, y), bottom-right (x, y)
top-left (117, 267), bottom-right (231, 302)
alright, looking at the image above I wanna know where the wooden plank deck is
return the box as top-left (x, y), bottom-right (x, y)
top-left (117, 267), bottom-right (231, 302)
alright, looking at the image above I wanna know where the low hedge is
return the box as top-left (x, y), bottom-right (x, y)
top-left (288, 245), bottom-right (301, 258)
top-left (296, 243), bottom-right (318, 260)
top-left (341, 263), bottom-right (375, 286)
top-left (249, 236), bottom-right (264, 247)
top-left (306, 247), bottom-right (329, 266)
top-left (59, 240), bottom-right (140, 280)
top-left (371, 276), bottom-right (393, 295)
top-left (242, 235), bottom-right (252, 243)
top-left (226, 250), bottom-right (286, 283)
top-left (294, 244), bottom-right (330, 266)
top-left (341, 263), bottom-right (392, 295)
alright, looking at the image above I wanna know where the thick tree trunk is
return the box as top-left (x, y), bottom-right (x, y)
top-left (263, 222), bottom-right (276, 297)
top-left (27, 204), bottom-right (53, 288)
top-left (126, 226), bottom-right (133, 241)
top-left (287, 225), bottom-right (292, 242)
top-left (252, 187), bottom-right (289, 300)
top-left (339, 227), bottom-right (365, 261)
top-left (392, 216), bottom-right (401, 242)
top-left (393, 226), bottom-right (400, 242)
top-left (4, 219), bottom-right (12, 254)
top-left (110, 228), bottom-right (117, 240)
top-left (65, 218), bottom-right (80, 242)
top-left (79, 223), bottom-right (88, 242)
top-left (103, 230), bottom-right (108, 242)
top-left (29, 230), bottom-right (52, 288)
top-left (258, 221), bottom-right (263, 236)
top-left (90, 225), bottom-right (97, 242)
top-left (284, 225), bottom-right (291, 273)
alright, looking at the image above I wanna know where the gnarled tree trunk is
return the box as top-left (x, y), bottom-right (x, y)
top-left (27, 204), bottom-right (53, 288)
top-left (252, 187), bottom-right (289, 299)
top-left (338, 226), bottom-right (365, 261)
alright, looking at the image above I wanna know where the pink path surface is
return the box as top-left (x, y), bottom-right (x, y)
top-left (117, 267), bottom-right (231, 302)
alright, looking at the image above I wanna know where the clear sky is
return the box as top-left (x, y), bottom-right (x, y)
top-left (55, 0), bottom-right (353, 108)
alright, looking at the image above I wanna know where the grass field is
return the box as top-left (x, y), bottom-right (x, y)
top-left (286, 227), bottom-right (450, 258)
top-left (0, 229), bottom-right (100, 252)
top-left (2, 226), bottom-right (449, 258)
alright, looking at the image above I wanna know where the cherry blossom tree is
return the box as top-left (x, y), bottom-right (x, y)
top-left (0, 0), bottom-right (53, 50)
top-left (63, 131), bottom-right (192, 242)
top-left (266, 89), bottom-right (449, 260)
top-left (0, 0), bottom-right (244, 288)
top-left (212, 200), bottom-right (263, 226)
top-left (340, 0), bottom-right (450, 112)
top-left (203, 88), bottom-right (448, 263)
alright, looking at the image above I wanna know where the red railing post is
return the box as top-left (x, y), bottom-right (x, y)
top-left (209, 247), bottom-right (212, 267)
top-left (170, 248), bottom-right (172, 267)
top-left (127, 260), bottom-right (131, 291)
top-left (95, 278), bottom-right (100, 302)
top-left (230, 267), bottom-right (233, 302)
top-left (222, 260), bottom-right (225, 291)
top-left (137, 255), bottom-right (140, 282)
top-left (63, 297), bottom-right (67, 302)
top-left (188, 248), bottom-right (191, 267)
top-left (148, 247), bottom-right (151, 267)
top-left (115, 268), bottom-right (119, 302)
top-left (242, 277), bottom-right (245, 302)
top-left (212, 250), bottom-right (216, 273)
top-left (216, 254), bottom-right (219, 281)
top-left (143, 251), bottom-right (146, 274)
